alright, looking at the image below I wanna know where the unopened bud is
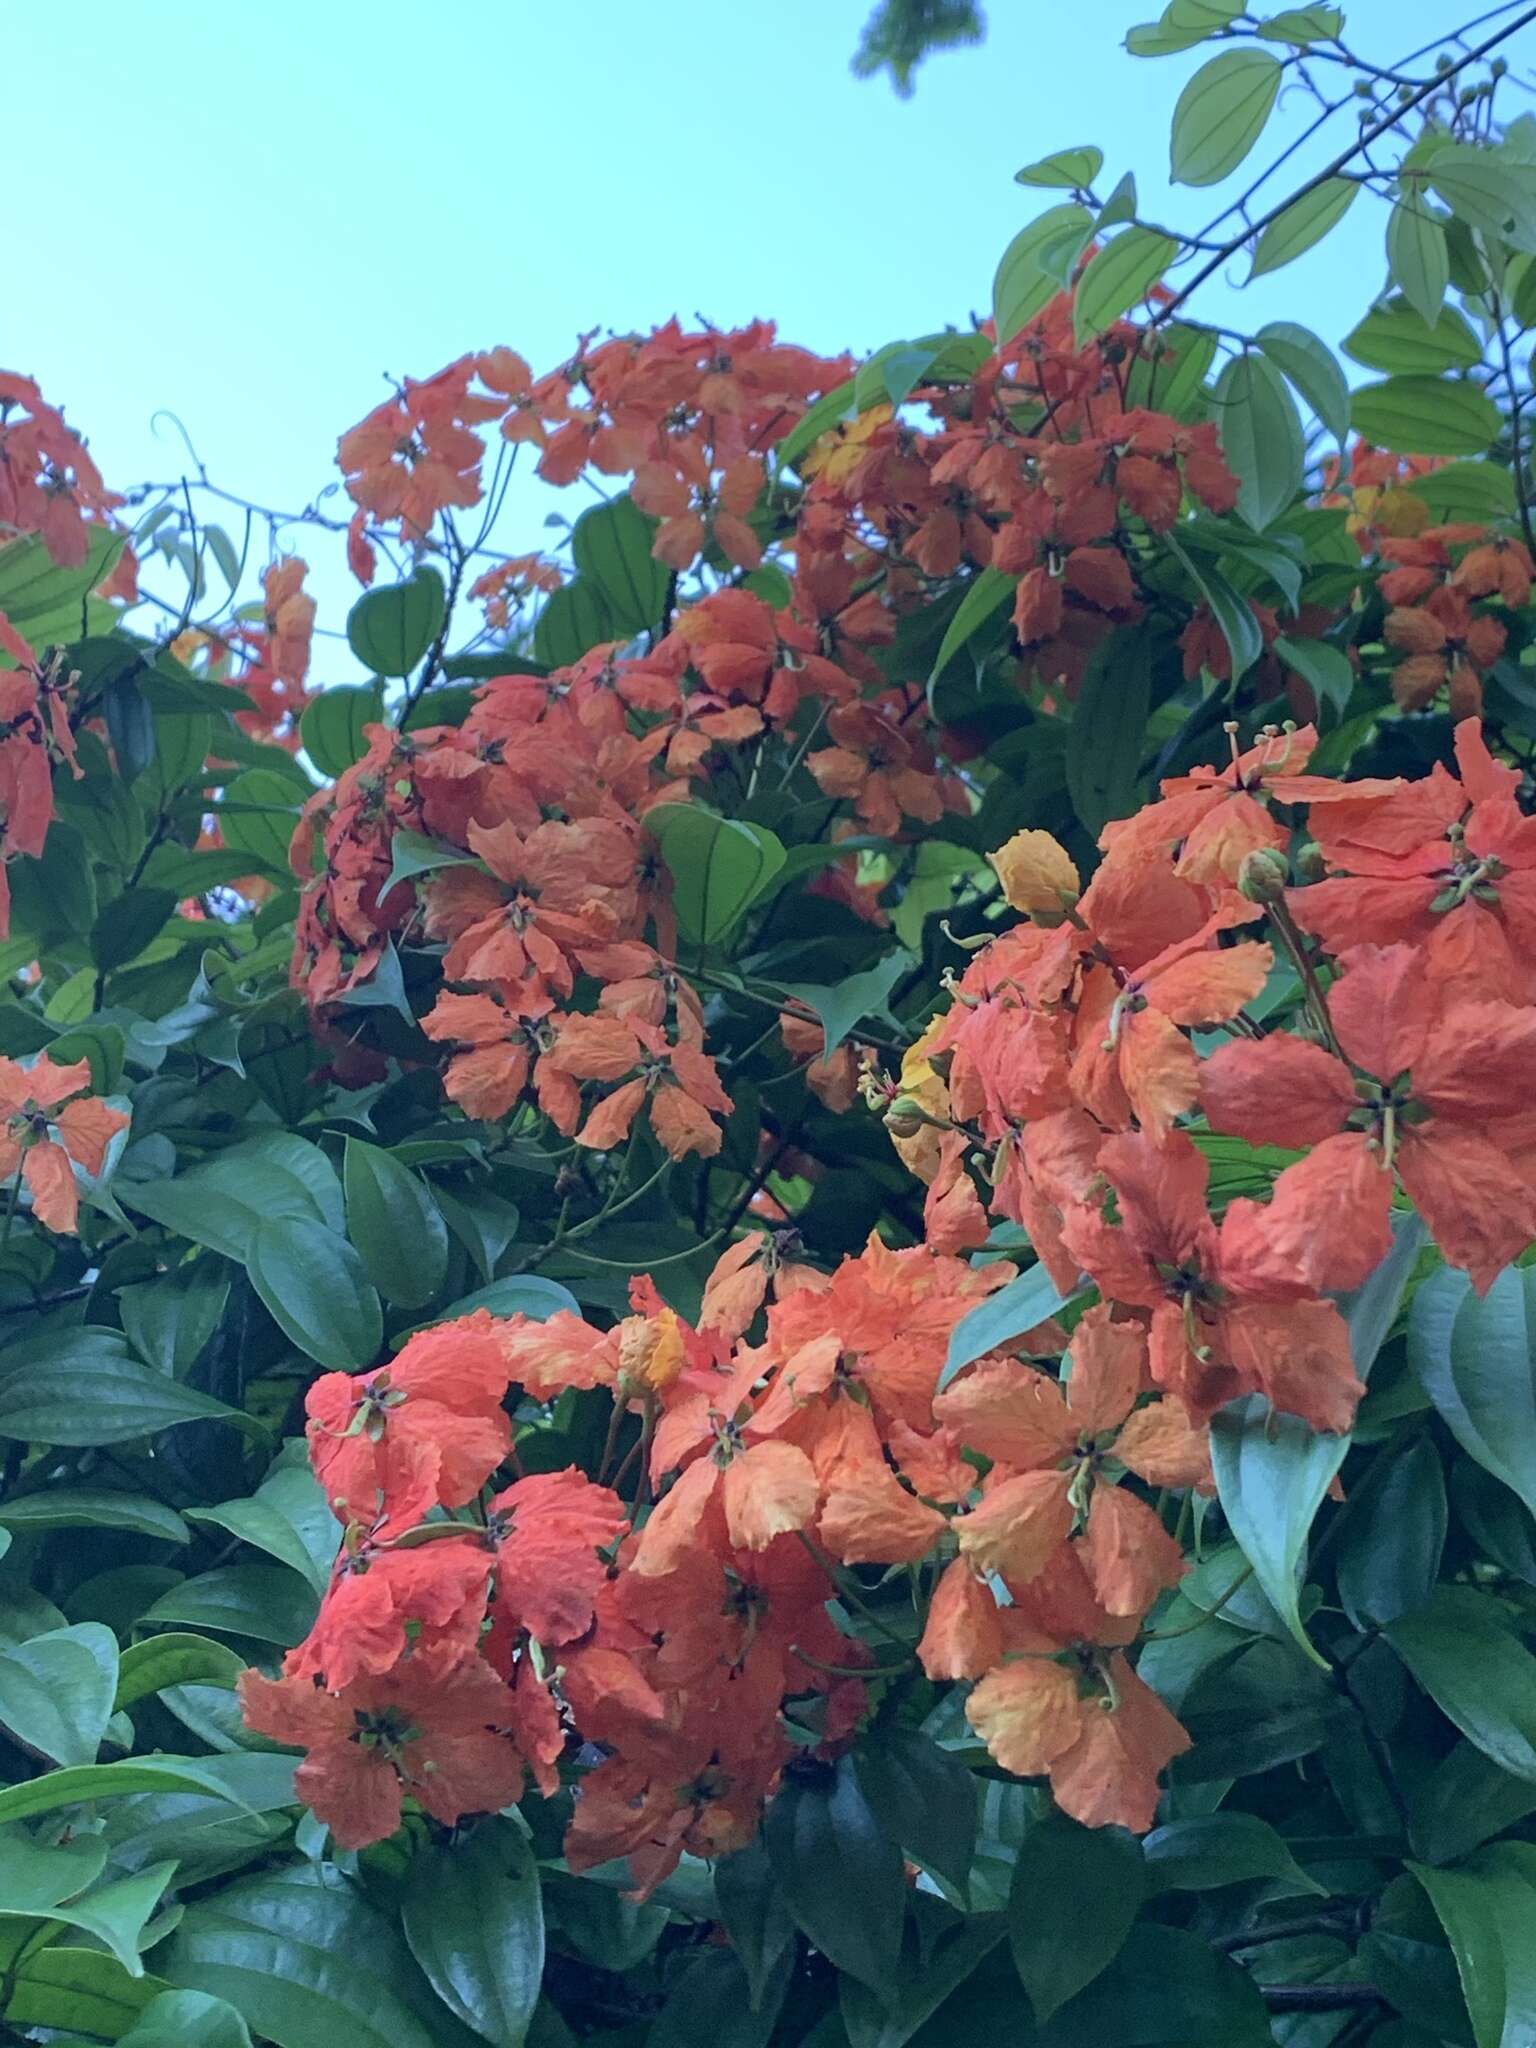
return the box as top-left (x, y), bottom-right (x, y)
top-left (1237, 847), bottom-right (1290, 904)
top-left (1294, 840), bottom-right (1326, 884)
top-left (884, 1096), bottom-right (931, 1140)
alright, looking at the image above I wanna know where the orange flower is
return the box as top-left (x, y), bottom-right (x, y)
top-left (0, 1053), bottom-right (127, 1235)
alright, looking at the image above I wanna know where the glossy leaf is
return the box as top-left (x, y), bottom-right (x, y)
top-left (118, 1989), bottom-right (255, 2048)
top-left (993, 205), bottom-right (1094, 344)
top-left (1212, 1214), bottom-right (1425, 1666)
top-left (344, 1137), bottom-right (449, 1309)
top-left (854, 1725), bottom-right (978, 1896)
top-left (532, 578), bottom-right (614, 667)
top-left (1142, 1814), bottom-right (1324, 1896)
top-left (402, 1820), bottom-right (543, 2048)
top-left (1350, 376), bottom-right (1502, 457)
top-left (1251, 176), bottom-right (1358, 279)
top-left (1066, 624), bottom-right (1151, 833)
top-left (647, 805), bottom-right (786, 946)
top-left (1015, 145), bottom-right (1103, 189)
top-left (300, 684), bottom-right (385, 779)
top-left (1170, 50), bottom-right (1281, 188)
top-left (1273, 634), bottom-right (1353, 717)
top-left (115, 1633), bottom-right (246, 1710)
top-left (1388, 194), bottom-right (1452, 328)
top-left (246, 1217), bottom-right (382, 1369)
top-left (765, 1759), bottom-right (907, 1999)
top-left (1388, 1588), bottom-right (1536, 1783)
top-left (1409, 1264), bottom-right (1536, 1519)
top-left (0, 1489), bottom-right (189, 1544)
top-left (1343, 301), bottom-right (1483, 375)
top-left (1255, 321), bottom-right (1351, 446)
top-left (1073, 228), bottom-right (1176, 345)
top-left (776, 950), bottom-right (911, 1059)
top-left (1213, 352), bottom-right (1304, 532)
top-left (0, 1621), bottom-right (118, 1764)
top-left (928, 566), bottom-right (1016, 682)
top-left (1008, 1813), bottom-right (1147, 2021)
top-left (1336, 1434), bottom-right (1447, 1630)
top-left (164, 1864), bottom-right (480, 2048)
top-left (0, 1333), bottom-right (257, 1446)
top-left (0, 1755), bottom-right (248, 1827)
top-left (347, 569), bottom-right (446, 677)
top-left (942, 1264), bottom-right (1084, 1389)
top-left (714, 1837), bottom-right (796, 2013)
top-left (570, 494), bottom-right (669, 636)
top-left (1412, 1842), bottom-right (1536, 2048)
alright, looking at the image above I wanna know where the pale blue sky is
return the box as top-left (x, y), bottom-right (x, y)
top-left (8, 0), bottom-right (1530, 661)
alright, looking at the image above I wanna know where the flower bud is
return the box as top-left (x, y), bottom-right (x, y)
top-left (617, 1309), bottom-right (686, 1394)
top-left (1294, 839), bottom-right (1326, 883)
top-left (884, 1096), bottom-right (931, 1139)
top-left (1237, 847), bottom-right (1290, 904)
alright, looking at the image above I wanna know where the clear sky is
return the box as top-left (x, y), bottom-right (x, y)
top-left (8, 0), bottom-right (1530, 659)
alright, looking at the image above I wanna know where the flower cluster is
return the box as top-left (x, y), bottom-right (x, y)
top-left (244, 1226), bottom-right (1203, 1873)
top-left (0, 1052), bottom-right (127, 1234)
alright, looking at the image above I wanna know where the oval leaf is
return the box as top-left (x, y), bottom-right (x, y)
top-left (246, 1217), bottom-right (382, 1369)
top-left (347, 569), bottom-right (446, 678)
top-left (1171, 50), bottom-right (1282, 188)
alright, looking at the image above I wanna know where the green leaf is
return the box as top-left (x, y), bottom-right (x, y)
top-left (714, 1838), bottom-right (796, 2013)
top-left (1256, 6), bottom-right (1344, 42)
top-left (1016, 145), bottom-right (1103, 189)
top-left (942, 1265), bottom-right (1085, 1389)
top-left (532, 579), bottom-right (615, 667)
top-left (1163, 532), bottom-right (1264, 683)
top-left (347, 569), bottom-right (446, 677)
top-left (300, 684), bottom-right (385, 779)
top-left (1388, 195), bottom-right (1451, 328)
top-left (646, 805), bottom-right (786, 946)
top-left (1212, 1213), bottom-right (1425, 1666)
top-left (1043, 1924), bottom-right (1270, 2045)
top-left (1387, 1587), bottom-right (1536, 1784)
top-left (0, 1489), bottom-right (189, 1544)
top-left (0, 1756), bottom-right (252, 1828)
top-left (1066, 624), bottom-right (1152, 834)
top-left (119, 1989), bottom-right (254, 2048)
top-left (1124, 322), bottom-right (1218, 418)
top-left (1073, 228), bottom-right (1177, 345)
top-left (1409, 1265), bottom-right (1536, 1519)
top-left (1142, 1814), bottom-right (1325, 1896)
top-left (992, 205), bottom-right (1094, 344)
top-left (144, 1566), bottom-right (318, 1649)
top-left (649, 1948), bottom-right (790, 2048)
top-left (928, 567), bottom-right (1017, 684)
top-left (245, 1218), bottom-right (381, 1369)
top-left (344, 1138), bottom-right (449, 1310)
top-left (0, 1861), bottom-right (176, 1978)
top-left (163, 1864), bottom-right (481, 2048)
top-left (93, 888), bottom-right (180, 974)
top-left (1336, 1434), bottom-right (1446, 1630)
top-left (840, 1919), bottom-right (1008, 2048)
top-left (1411, 1843), bottom-right (1536, 2048)
top-left (1350, 376), bottom-right (1502, 457)
top-left (570, 495), bottom-right (670, 635)
top-left (1171, 50), bottom-right (1282, 188)
top-left (1253, 175), bottom-right (1359, 276)
top-left (1255, 321), bottom-right (1351, 445)
top-left (1344, 300), bottom-right (1484, 375)
top-left (1008, 1813), bottom-right (1147, 2022)
top-left (1426, 145), bottom-right (1536, 251)
top-left (0, 1332), bottom-right (258, 1446)
top-left (216, 769), bottom-right (303, 876)
top-left (775, 950), bottom-right (911, 1059)
top-left (402, 1820), bottom-right (543, 2048)
top-left (1127, 0), bottom-right (1243, 58)
top-left (1097, 172), bottom-right (1139, 230)
top-left (774, 379), bottom-right (857, 474)
top-left (1213, 353), bottom-right (1304, 532)
top-left (184, 1497), bottom-right (329, 1595)
top-left (0, 1832), bottom-right (108, 1910)
top-left (385, 828), bottom-right (480, 894)
top-left (4, 1946), bottom-right (163, 2039)
top-left (115, 1633), bottom-right (246, 1710)
top-left (854, 1726), bottom-right (977, 1896)
top-left (1405, 459), bottom-right (1518, 522)
top-left (1273, 634), bottom-right (1354, 718)
top-left (0, 1622), bottom-right (118, 1764)
top-left (434, 1276), bottom-right (579, 1322)
top-left (1411, 1740), bottom-right (1536, 1868)
top-left (765, 1758), bottom-right (907, 1999)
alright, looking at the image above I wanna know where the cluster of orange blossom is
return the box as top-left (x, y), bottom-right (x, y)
top-left (254, 694), bottom-right (1536, 1876)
